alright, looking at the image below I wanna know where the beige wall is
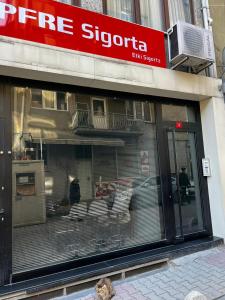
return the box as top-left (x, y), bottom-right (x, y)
top-left (209, 0), bottom-right (225, 78)
top-left (200, 96), bottom-right (225, 239)
top-left (0, 36), bottom-right (222, 101)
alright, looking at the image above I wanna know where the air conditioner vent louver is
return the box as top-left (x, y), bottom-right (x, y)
top-left (168, 21), bottom-right (215, 72)
top-left (183, 26), bottom-right (204, 56)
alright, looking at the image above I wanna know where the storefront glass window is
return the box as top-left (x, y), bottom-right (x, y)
top-left (12, 87), bottom-right (165, 273)
top-left (162, 104), bottom-right (196, 122)
top-left (125, 101), bottom-right (155, 122)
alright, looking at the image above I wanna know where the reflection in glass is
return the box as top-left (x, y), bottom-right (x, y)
top-left (168, 0), bottom-right (192, 26)
top-left (43, 91), bottom-right (55, 109)
top-left (12, 87), bottom-right (164, 273)
top-left (107, 0), bottom-right (135, 22)
top-left (168, 131), bottom-right (203, 236)
top-left (31, 89), bottom-right (68, 111)
top-left (140, 0), bottom-right (165, 31)
top-left (31, 89), bottom-right (42, 108)
top-left (57, 92), bottom-right (68, 110)
top-left (162, 104), bottom-right (196, 122)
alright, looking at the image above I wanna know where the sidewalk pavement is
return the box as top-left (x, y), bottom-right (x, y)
top-left (54, 245), bottom-right (225, 300)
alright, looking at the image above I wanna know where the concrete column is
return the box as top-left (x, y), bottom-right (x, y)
top-left (200, 96), bottom-right (225, 239)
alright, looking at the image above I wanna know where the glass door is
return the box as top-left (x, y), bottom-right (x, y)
top-left (167, 130), bottom-right (204, 239)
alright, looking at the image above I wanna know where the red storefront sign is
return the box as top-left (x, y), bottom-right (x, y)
top-left (0, 0), bottom-right (166, 68)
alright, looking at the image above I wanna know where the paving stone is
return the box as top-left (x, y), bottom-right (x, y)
top-left (165, 287), bottom-right (180, 296)
top-left (174, 293), bottom-right (186, 300)
top-left (150, 287), bottom-right (167, 296)
top-left (159, 292), bottom-right (174, 300)
top-left (114, 292), bottom-right (128, 298)
top-left (121, 285), bottom-right (136, 294)
top-left (53, 246), bottom-right (225, 300)
top-left (112, 297), bottom-right (123, 300)
top-left (146, 293), bottom-right (164, 300)
top-left (137, 286), bottom-right (151, 294)
top-left (130, 293), bottom-right (149, 300)
top-left (120, 295), bottom-right (134, 300)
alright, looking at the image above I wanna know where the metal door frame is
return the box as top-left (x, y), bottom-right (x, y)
top-left (155, 102), bottom-right (213, 244)
top-left (0, 85), bottom-right (12, 286)
top-left (167, 128), bottom-right (184, 240)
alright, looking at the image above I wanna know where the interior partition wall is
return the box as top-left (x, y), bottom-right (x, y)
top-left (0, 79), bottom-right (212, 285)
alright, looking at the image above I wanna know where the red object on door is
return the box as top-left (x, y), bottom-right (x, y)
top-left (175, 121), bottom-right (183, 129)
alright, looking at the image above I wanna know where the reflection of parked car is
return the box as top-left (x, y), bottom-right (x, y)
top-left (130, 176), bottom-right (162, 209)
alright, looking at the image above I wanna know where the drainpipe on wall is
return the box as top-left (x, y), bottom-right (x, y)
top-left (202, 0), bottom-right (210, 30)
top-left (201, 0), bottom-right (217, 78)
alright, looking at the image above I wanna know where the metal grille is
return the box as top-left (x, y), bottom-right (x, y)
top-left (183, 25), bottom-right (204, 57)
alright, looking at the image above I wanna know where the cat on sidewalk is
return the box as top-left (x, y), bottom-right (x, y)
top-left (95, 278), bottom-right (115, 300)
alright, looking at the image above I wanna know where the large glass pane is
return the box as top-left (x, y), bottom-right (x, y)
top-left (12, 87), bottom-right (165, 273)
top-left (162, 104), bottom-right (196, 122)
top-left (168, 131), bottom-right (204, 236)
top-left (107, 0), bottom-right (135, 23)
top-left (140, 0), bottom-right (165, 31)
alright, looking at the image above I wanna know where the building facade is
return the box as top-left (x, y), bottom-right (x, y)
top-left (209, 0), bottom-right (225, 78)
top-left (0, 0), bottom-right (225, 290)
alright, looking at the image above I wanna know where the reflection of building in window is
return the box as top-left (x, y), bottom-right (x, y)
top-left (31, 89), bottom-right (68, 111)
top-left (93, 100), bottom-right (105, 116)
top-left (24, 142), bottom-right (48, 165)
top-left (125, 100), bottom-right (154, 122)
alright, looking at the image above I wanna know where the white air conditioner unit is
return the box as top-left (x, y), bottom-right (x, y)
top-left (168, 21), bottom-right (215, 72)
